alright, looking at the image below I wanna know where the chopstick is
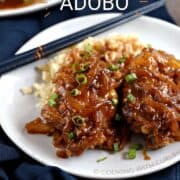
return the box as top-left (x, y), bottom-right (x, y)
top-left (0, 0), bottom-right (165, 75)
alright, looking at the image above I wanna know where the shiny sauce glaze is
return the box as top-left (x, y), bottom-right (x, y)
top-left (25, 39), bottom-right (180, 158)
top-left (143, 149), bottom-right (151, 160)
top-left (26, 42), bottom-right (131, 158)
top-left (122, 48), bottom-right (180, 149)
top-left (0, 0), bottom-right (45, 9)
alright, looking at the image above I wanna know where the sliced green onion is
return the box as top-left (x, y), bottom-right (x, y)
top-left (70, 89), bottom-right (80, 96)
top-left (84, 43), bottom-right (93, 54)
top-left (68, 132), bottom-right (76, 140)
top-left (115, 113), bottom-right (122, 122)
top-left (113, 143), bottom-right (119, 152)
top-left (119, 57), bottom-right (127, 64)
top-left (108, 64), bottom-right (119, 71)
top-left (125, 73), bottom-right (137, 83)
top-left (50, 93), bottom-right (58, 100)
top-left (130, 143), bottom-right (143, 150)
top-left (48, 99), bottom-right (56, 107)
top-left (111, 98), bottom-right (119, 106)
top-left (72, 63), bottom-right (89, 73)
top-left (76, 74), bottom-right (87, 85)
top-left (72, 115), bottom-right (84, 126)
top-left (96, 157), bottom-right (107, 163)
top-left (127, 148), bottom-right (136, 159)
top-left (79, 63), bottom-right (89, 72)
top-left (72, 63), bottom-right (79, 73)
top-left (127, 93), bottom-right (136, 102)
top-left (48, 93), bottom-right (58, 107)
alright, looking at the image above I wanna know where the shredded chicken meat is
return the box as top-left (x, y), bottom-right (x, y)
top-left (122, 48), bottom-right (180, 149)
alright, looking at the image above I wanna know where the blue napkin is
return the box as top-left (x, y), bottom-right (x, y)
top-left (0, 1), bottom-right (179, 179)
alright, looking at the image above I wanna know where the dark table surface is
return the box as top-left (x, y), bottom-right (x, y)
top-left (0, 1), bottom-right (179, 180)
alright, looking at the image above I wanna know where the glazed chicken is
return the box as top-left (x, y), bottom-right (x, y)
top-left (25, 37), bottom-right (180, 158)
top-left (26, 44), bottom-right (130, 158)
top-left (122, 48), bottom-right (180, 149)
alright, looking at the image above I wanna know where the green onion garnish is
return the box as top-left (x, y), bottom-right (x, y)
top-left (76, 74), bottom-right (87, 85)
top-left (72, 115), bottom-right (84, 126)
top-left (127, 148), bottom-right (136, 159)
top-left (119, 57), bottom-right (127, 64)
top-left (96, 157), bottom-right (107, 163)
top-left (72, 63), bottom-right (89, 73)
top-left (111, 98), bottom-right (119, 106)
top-left (48, 99), bottom-right (56, 107)
top-left (84, 43), bottom-right (93, 54)
top-left (125, 73), bottom-right (137, 83)
top-left (68, 132), bottom-right (76, 140)
top-left (127, 93), bottom-right (136, 102)
top-left (72, 63), bottom-right (79, 73)
top-left (70, 89), bottom-right (80, 96)
top-left (79, 63), bottom-right (89, 72)
top-left (130, 144), bottom-right (143, 150)
top-left (113, 143), bottom-right (119, 152)
top-left (108, 64), bottom-right (119, 71)
top-left (50, 93), bottom-right (58, 100)
top-left (48, 93), bottom-right (58, 107)
top-left (115, 113), bottom-right (122, 122)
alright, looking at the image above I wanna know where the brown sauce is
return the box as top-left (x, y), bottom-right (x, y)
top-left (122, 48), bottom-right (180, 149)
top-left (143, 149), bottom-right (151, 160)
top-left (0, 0), bottom-right (45, 9)
top-left (25, 41), bottom-right (131, 158)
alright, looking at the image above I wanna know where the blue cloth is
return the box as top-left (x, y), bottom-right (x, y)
top-left (0, 1), bottom-right (179, 180)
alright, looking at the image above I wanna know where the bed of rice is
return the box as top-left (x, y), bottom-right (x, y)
top-left (21, 35), bottom-right (145, 107)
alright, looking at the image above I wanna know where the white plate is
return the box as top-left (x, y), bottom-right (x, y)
top-left (0, 0), bottom-right (61, 17)
top-left (0, 14), bottom-right (180, 179)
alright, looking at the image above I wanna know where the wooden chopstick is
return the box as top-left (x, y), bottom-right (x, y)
top-left (0, 0), bottom-right (164, 75)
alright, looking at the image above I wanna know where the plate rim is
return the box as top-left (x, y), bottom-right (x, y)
top-left (0, 0), bottom-right (61, 17)
top-left (0, 13), bottom-right (180, 179)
